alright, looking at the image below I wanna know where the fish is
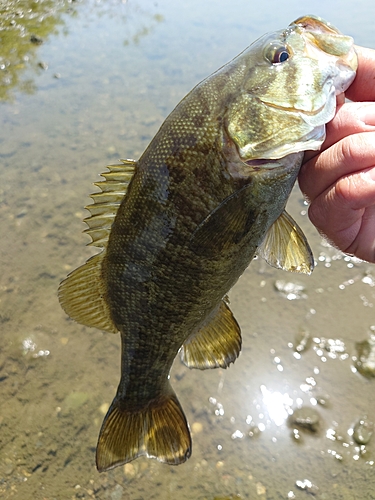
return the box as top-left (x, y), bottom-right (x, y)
top-left (58, 15), bottom-right (357, 472)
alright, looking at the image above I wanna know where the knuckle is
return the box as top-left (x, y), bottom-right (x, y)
top-left (308, 196), bottom-right (328, 228)
top-left (333, 176), bottom-right (354, 206)
top-left (338, 133), bottom-right (374, 167)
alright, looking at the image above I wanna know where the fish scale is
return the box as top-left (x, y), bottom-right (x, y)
top-left (58, 15), bottom-right (357, 471)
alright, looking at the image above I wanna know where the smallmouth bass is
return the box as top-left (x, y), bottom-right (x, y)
top-left (58, 15), bottom-right (357, 471)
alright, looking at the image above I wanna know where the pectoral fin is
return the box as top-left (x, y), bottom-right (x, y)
top-left (258, 210), bottom-right (314, 274)
top-left (189, 184), bottom-right (255, 257)
top-left (180, 299), bottom-right (242, 369)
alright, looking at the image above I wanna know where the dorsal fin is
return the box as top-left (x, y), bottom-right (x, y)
top-left (58, 159), bottom-right (137, 333)
top-left (84, 160), bottom-right (136, 248)
top-left (180, 298), bottom-right (242, 369)
top-left (58, 253), bottom-right (118, 332)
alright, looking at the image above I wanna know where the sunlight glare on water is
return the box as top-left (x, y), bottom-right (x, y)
top-left (260, 385), bottom-right (293, 427)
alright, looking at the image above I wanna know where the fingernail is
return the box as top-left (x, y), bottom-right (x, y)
top-left (357, 103), bottom-right (375, 126)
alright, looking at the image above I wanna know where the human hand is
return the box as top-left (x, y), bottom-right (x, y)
top-left (299, 46), bottom-right (375, 263)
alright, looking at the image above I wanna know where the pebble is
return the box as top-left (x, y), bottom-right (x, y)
top-left (123, 463), bottom-right (136, 479)
top-left (294, 329), bottom-right (311, 353)
top-left (248, 424), bottom-right (261, 438)
top-left (353, 417), bottom-right (374, 445)
top-left (295, 479), bottom-right (319, 495)
top-left (63, 391), bottom-right (89, 410)
top-left (289, 407), bottom-right (321, 432)
top-left (30, 34), bottom-right (43, 44)
top-left (291, 428), bottom-right (303, 442)
top-left (355, 337), bottom-right (375, 377)
top-left (192, 421), bottom-right (203, 434)
top-left (111, 484), bottom-right (124, 500)
top-left (99, 403), bottom-right (110, 415)
top-left (316, 394), bottom-right (330, 407)
top-left (256, 482), bottom-right (266, 495)
top-left (4, 464), bottom-right (14, 476)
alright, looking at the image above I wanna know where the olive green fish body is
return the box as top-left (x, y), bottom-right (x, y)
top-left (102, 75), bottom-right (302, 400)
top-left (58, 15), bottom-right (358, 472)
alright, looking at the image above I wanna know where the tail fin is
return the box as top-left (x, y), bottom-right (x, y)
top-left (96, 388), bottom-right (192, 472)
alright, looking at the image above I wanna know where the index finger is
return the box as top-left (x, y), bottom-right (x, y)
top-left (345, 46), bottom-right (375, 102)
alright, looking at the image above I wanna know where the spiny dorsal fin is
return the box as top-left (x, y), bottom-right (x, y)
top-left (58, 159), bottom-right (137, 333)
top-left (84, 160), bottom-right (137, 248)
top-left (180, 298), bottom-right (242, 370)
top-left (257, 210), bottom-right (314, 274)
top-left (96, 384), bottom-right (191, 471)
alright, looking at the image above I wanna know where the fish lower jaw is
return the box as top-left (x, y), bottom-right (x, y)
top-left (238, 125), bottom-right (326, 162)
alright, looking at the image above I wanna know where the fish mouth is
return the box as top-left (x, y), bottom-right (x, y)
top-left (292, 15), bottom-right (356, 57)
top-left (263, 81), bottom-right (333, 122)
top-left (244, 152), bottom-right (304, 173)
top-left (282, 15), bottom-right (357, 115)
top-left (243, 81), bottom-right (337, 161)
top-left (292, 15), bottom-right (358, 80)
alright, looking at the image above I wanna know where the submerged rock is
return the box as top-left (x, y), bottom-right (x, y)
top-left (30, 34), bottom-right (43, 45)
top-left (289, 407), bottom-right (321, 433)
top-left (295, 479), bottom-right (319, 495)
top-left (294, 329), bottom-right (312, 353)
top-left (354, 336), bottom-right (375, 377)
top-left (352, 417), bottom-right (374, 445)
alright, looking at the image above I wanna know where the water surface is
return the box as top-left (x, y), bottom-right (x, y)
top-left (1, 1), bottom-right (375, 498)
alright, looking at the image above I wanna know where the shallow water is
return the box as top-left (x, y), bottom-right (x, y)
top-left (1, 1), bottom-right (375, 498)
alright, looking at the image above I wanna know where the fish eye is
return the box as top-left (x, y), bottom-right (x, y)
top-left (264, 42), bottom-right (290, 64)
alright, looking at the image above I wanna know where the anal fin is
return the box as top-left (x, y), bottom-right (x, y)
top-left (181, 299), bottom-right (242, 370)
top-left (96, 386), bottom-right (191, 471)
